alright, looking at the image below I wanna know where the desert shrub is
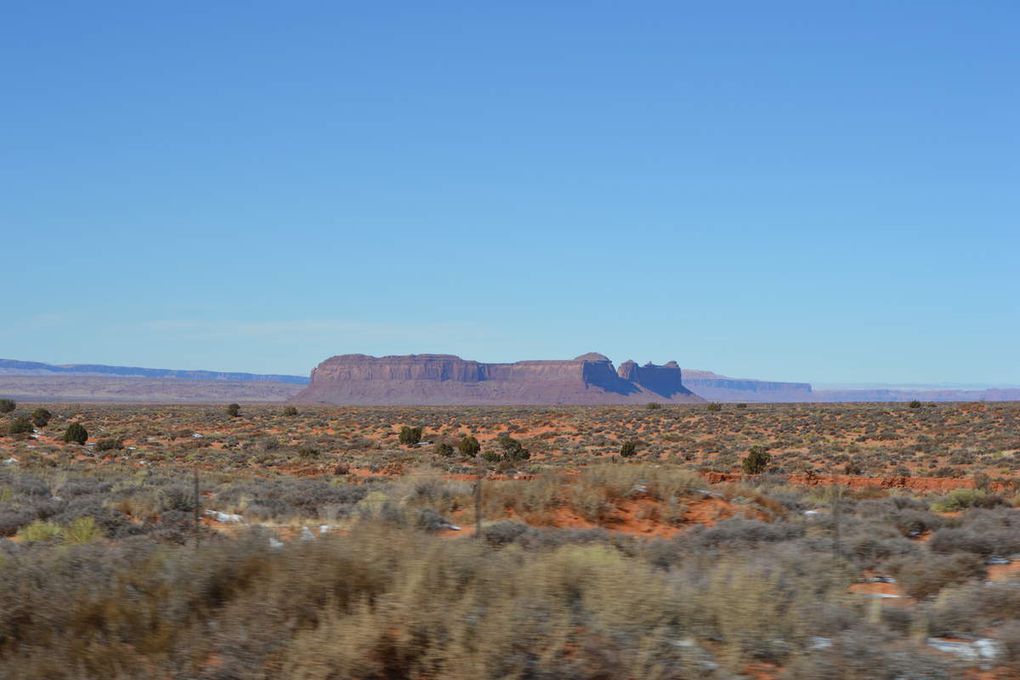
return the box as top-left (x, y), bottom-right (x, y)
top-left (414, 508), bottom-right (451, 532)
top-left (890, 552), bottom-right (985, 599)
top-left (6, 417), bottom-right (34, 435)
top-left (63, 422), bottom-right (88, 445)
top-left (403, 476), bottom-right (470, 514)
top-left (144, 509), bottom-right (199, 544)
top-left (282, 406), bottom-right (299, 416)
top-left (683, 519), bottom-right (804, 549)
top-left (841, 525), bottom-right (919, 566)
top-left (482, 519), bottom-right (535, 546)
top-left (63, 516), bottom-right (103, 545)
top-left (52, 499), bottom-right (134, 539)
top-left (889, 508), bottom-right (943, 537)
top-left (94, 438), bottom-right (123, 452)
top-left (457, 434), bottom-right (481, 457)
top-left (782, 626), bottom-right (953, 679)
top-left (497, 432), bottom-right (529, 462)
top-left (736, 403), bottom-right (748, 409)
top-left (58, 477), bottom-right (113, 497)
top-left (398, 425), bottom-right (422, 446)
top-left (214, 477), bottom-right (368, 519)
top-left (844, 459), bottom-right (863, 475)
top-left (433, 441), bottom-right (454, 457)
top-left (0, 509), bottom-right (37, 537)
top-left (298, 446), bottom-right (319, 459)
top-left (645, 402), bottom-right (662, 410)
top-left (706, 403), bottom-right (722, 412)
top-left (30, 408), bottom-right (52, 427)
top-left (580, 465), bottom-right (702, 503)
top-left (928, 581), bottom-right (1020, 637)
top-left (742, 445), bottom-right (771, 475)
top-left (931, 488), bottom-right (1006, 512)
top-left (158, 485), bottom-right (196, 513)
top-left (929, 509), bottom-right (1020, 557)
top-left (619, 440), bottom-right (639, 457)
top-left (226, 403), bottom-right (241, 417)
top-left (0, 398), bottom-right (15, 413)
top-left (909, 400), bottom-right (922, 409)
top-left (571, 483), bottom-right (613, 522)
top-left (259, 436), bottom-right (281, 452)
top-left (16, 520), bottom-right (63, 543)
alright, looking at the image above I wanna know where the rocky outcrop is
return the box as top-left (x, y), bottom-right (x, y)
top-left (617, 360), bottom-right (687, 398)
top-left (292, 353), bottom-right (704, 405)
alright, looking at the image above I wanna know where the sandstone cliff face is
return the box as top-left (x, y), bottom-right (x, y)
top-left (617, 360), bottom-right (688, 398)
top-left (293, 353), bottom-right (704, 405)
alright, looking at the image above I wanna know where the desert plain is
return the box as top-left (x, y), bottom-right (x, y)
top-left (1, 400), bottom-right (1019, 678)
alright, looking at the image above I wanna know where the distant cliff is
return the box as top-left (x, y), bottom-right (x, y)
top-left (0, 359), bottom-right (309, 384)
top-left (681, 369), bottom-right (814, 402)
top-left (291, 353), bottom-right (703, 405)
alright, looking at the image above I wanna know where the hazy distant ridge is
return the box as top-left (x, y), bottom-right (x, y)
top-left (0, 359), bottom-right (309, 385)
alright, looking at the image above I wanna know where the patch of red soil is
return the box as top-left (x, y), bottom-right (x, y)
top-left (601, 498), bottom-right (683, 538)
top-left (848, 575), bottom-right (914, 607)
top-left (520, 506), bottom-right (596, 531)
top-left (743, 662), bottom-right (781, 680)
top-left (987, 560), bottom-right (1020, 582)
top-left (682, 496), bottom-right (738, 526)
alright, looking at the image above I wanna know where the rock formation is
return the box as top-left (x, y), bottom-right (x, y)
top-left (617, 360), bottom-right (687, 398)
top-left (291, 353), bottom-right (703, 405)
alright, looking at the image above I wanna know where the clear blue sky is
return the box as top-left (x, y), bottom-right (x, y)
top-left (2, 2), bottom-right (1018, 384)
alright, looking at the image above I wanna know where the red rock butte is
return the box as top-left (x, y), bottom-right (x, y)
top-left (291, 353), bottom-right (705, 405)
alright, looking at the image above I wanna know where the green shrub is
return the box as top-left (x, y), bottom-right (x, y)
top-left (619, 440), bottom-right (639, 458)
top-left (282, 406), bottom-right (299, 417)
top-left (63, 422), bottom-right (89, 445)
top-left (0, 398), bottom-right (15, 414)
top-left (16, 520), bottom-right (63, 543)
top-left (434, 442), bottom-right (454, 457)
top-left (645, 402), bottom-right (662, 410)
top-left (6, 417), bottom-right (34, 435)
top-left (909, 400), bottom-right (922, 409)
top-left (226, 403), bottom-right (241, 417)
top-left (707, 403), bottom-right (722, 412)
top-left (457, 435), bottom-right (481, 457)
top-left (64, 517), bottom-right (103, 544)
top-left (741, 445), bottom-right (771, 475)
top-left (399, 426), bottom-right (423, 446)
top-left (30, 408), bottom-right (51, 427)
top-left (931, 488), bottom-right (1004, 512)
top-left (497, 433), bottom-right (530, 462)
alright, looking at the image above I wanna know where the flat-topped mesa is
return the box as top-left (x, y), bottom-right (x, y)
top-left (292, 353), bottom-right (704, 405)
top-left (617, 360), bottom-right (692, 398)
top-left (681, 369), bottom-right (813, 402)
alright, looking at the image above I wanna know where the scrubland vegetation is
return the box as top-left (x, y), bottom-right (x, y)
top-left (0, 401), bottom-right (1018, 678)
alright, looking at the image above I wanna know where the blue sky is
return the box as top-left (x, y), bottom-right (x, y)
top-left (2, 2), bottom-right (1018, 384)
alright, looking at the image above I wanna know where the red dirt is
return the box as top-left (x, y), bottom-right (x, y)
top-left (987, 560), bottom-right (1020, 582)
